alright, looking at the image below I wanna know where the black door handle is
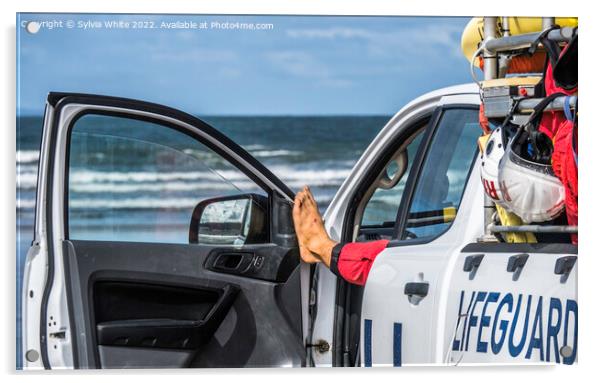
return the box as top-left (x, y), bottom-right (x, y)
top-left (96, 284), bottom-right (239, 349)
top-left (404, 282), bottom-right (429, 298)
top-left (213, 252), bottom-right (253, 272)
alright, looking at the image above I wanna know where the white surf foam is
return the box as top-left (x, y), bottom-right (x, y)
top-left (69, 181), bottom-right (258, 193)
top-left (17, 165), bottom-right (352, 190)
top-left (16, 150), bottom-right (39, 164)
top-left (250, 149), bottom-right (302, 157)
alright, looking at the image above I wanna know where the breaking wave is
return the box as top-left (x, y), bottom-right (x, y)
top-left (16, 162), bottom-right (351, 210)
top-left (16, 150), bottom-right (40, 164)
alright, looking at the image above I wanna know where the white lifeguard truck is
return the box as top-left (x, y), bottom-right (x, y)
top-left (21, 18), bottom-right (577, 369)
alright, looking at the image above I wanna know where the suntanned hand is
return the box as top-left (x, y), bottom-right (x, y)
top-left (292, 186), bottom-right (338, 267)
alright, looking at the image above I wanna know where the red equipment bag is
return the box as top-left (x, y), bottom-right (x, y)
top-left (551, 104), bottom-right (578, 241)
top-left (537, 30), bottom-right (578, 242)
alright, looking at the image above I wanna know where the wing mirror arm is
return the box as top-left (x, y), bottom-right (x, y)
top-left (271, 193), bottom-right (297, 248)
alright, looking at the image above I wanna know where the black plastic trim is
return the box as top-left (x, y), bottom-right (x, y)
top-left (329, 243), bottom-right (346, 279)
top-left (554, 256), bottom-right (578, 275)
top-left (385, 235), bottom-right (440, 248)
top-left (461, 242), bottom-right (578, 254)
top-left (392, 107), bottom-right (443, 239)
top-left (507, 253), bottom-right (529, 273)
top-left (95, 284), bottom-right (239, 349)
top-left (87, 269), bottom-right (240, 367)
top-left (463, 254), bottom-right (484, 272)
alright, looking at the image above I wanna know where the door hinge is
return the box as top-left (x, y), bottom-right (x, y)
top-left (307, 339), bottom-right (330, 353)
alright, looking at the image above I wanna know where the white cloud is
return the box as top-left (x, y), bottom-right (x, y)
top-left (151, 49), bottom-right (238, 63)
top-left (265, 50), bottom-right (352, 87)
top-left (217, 67), bottom-right (242, 79)
top-left (271, 22), bottom-right (467, 87)
top-left (286, 23), bottom-right (465, 59)
top-left (266, 51), bottom-right (329, 77)
top-left (286, 27), bottom-right (374, 40)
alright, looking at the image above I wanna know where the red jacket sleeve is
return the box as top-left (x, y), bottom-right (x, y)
top-left (329, 240), bottom-right (389, 286)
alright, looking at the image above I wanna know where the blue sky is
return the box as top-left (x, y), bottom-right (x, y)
top-left (17, 14), bottom-right (472, 116)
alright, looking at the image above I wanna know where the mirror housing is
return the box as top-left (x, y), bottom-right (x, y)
top-left (189, 193), bottom-right (269, 245)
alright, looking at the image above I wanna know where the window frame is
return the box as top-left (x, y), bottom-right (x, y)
top-left (340, 112), bottom-right (432, 244)
top-left (63, 109), bottom-right (276, 243)
top-left (357, 127), bottom-right (427, 231)
top-left (392, 104), bottom-right (480, 244)
top-left (331, 103), bottom-right (480, 367)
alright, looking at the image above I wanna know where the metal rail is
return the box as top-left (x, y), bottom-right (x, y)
top-left (517, 95), bottom-right (577, 113)
top-left (482, 17), bottom-right (499, 80)
top-left (483, 27), bottom-right (576, 54)
top-left (477, 17), bottom-right (577, 242)
top-left (498, 17), bottom-right (511, 77)
top-left (542, 17), bottom-right (555, 30)
top-left (480, 17), bottom-right (499, 242)
top-left (490, 225), bottom-right (578, 234)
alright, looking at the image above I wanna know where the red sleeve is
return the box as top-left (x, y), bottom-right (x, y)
top-left (329, 240), bottom-right (389, 286)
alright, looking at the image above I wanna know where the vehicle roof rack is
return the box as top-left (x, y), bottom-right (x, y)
top-left (517, 95), bottom-right (576, 113)
top-left (489, 225), bottom-right (578, 234)
top-left (483, 27), bottom-right (576, 54)
top-left (478, 17), bottom-right (578, 242)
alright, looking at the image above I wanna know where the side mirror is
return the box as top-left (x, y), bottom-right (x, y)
top-left (189, 193), bottom-right (269, 245)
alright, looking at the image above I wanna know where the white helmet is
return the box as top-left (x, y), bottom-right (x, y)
top-left (498, 133), bottom-right (565, 223)
top-left (479, 127), bottom-right (509, 208)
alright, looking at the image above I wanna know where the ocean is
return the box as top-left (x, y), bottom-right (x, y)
top-left (16, 114), bottom-right (390, 368)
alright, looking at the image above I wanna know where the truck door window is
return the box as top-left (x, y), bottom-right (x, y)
top-left (401, 108), bottom-right (480, 239)
top-left (67, 114), bottom-right (266, 244)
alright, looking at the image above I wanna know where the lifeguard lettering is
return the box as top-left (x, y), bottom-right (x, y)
top-left (451, 290), bottom-right (577, 364)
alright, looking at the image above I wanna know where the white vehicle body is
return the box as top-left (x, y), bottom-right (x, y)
top-left (21, 84), bottom-right (577, 369)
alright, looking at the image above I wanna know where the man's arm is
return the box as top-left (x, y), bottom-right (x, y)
top-left (329, 240), bottom-right (389, 286)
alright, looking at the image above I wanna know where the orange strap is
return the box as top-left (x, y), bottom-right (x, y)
top-left (478, 51), bottom-right (547, 74)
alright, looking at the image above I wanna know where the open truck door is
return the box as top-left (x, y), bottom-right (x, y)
top-left (21, 93), bottom-right (307, 369)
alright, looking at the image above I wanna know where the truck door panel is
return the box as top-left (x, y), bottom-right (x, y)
top-left (63, 240), bottom-right (303, 368)
top-left (359, 103), bottom-right (482, 366)
top-left (24, 93), bottom-right (306, 369)
top-left (445, 243), bottom-right (577, 365)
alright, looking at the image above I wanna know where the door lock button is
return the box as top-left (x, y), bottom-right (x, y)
top-left (253, 255), bottom-right (264, 269)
